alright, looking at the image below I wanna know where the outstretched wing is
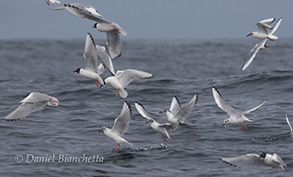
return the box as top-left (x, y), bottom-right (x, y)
top-left (175, 94), bottom-right (198, 122)
top-left (212, 87), bottom-right (241, 117)
top-left (84, 33), bottom-right (99, 72)
top-left (270, 18), bottom-right (282, 35)
top-left (285, 114), bottom-right (293, 133)
top-left (112, 101), bottom-right (132, 136)
top-left (53, 3), bottom-right (107, 23)
top-left (220, 154), bottom-right (269, 168)
top-left (115, 69), bottom-right (153, 88)
top-left (241, 39), bottom-right (267, 71)
top-left (96, 44), bottom-right (115, 75)
top-left (135, 102), bottom-right (152, 120)
top-left (106, 31), bottom-right (122, 59)
top-left (3, 102), bottom-right (47, 121)
top-left (242, 99), bottom-right (267, 115)
top-left (169, 96), bottom-right (181, 115)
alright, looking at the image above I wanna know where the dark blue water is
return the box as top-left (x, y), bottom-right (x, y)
top-left (0, 38), bottom-right (292, 176)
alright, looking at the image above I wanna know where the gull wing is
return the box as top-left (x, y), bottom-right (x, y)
top-left (159, 122), bottom-right (179, 131)
top-left (242, 99), bottom-right (267, 115)
top-left (285, 114), bottom-right (293, 133)
top-left (220, 154), bottom-right (269, 168)
top-left (270, 18), bottom-right (282, 35)
top-left (212, 87), bottom-right (241, 117)
top-left (272, 153), bottom-right (287, 168)
top-left (96, 45), bottom-right (115, 75)
top-left (52, 3), bottom-right (107, 23)
top-left (3, 102), bottom-right (47, 121)
top-left (257, 17), bottom-right (275, 34)
top-left (20, 92), bottom-right (51, 103)
top-left (175, 94), bottom-right (198, 122)
top-left (241, 39), bottom-right (268, 71)
top-left (106, 31), bottom-right (122, 59)
top-left (169, 96), bottom-right (181, 115)
top-left (115, 69), bottom-right (153, 88)
top-left (135, 102), bottom-right (152, 120)
top-left (112, 101), bottom-right (132, 136)
top-left (84, 33), bottom-right (99, 72)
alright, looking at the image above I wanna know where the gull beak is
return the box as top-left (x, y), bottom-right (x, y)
top-left (222, 124), bottom-right (225, 127)
top-left (145, 121), bottom-right (149, 124)
top-left (246, 33), bottom-right (252, 37)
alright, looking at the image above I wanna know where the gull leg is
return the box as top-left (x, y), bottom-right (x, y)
top-left (114, 143), bottom-right (119, 152)
top-left (162, 134), bottom-right (168, 142)
top-left (95, 79), bottom-right (100, 88)
top-left (115, 88), bottom-right (120, 97)
top-left (243, 122), bottom-right (248, 130)
top-left (112, 25), bottom-right (121, 33)
top-left (46, 0), bottom-right (50, 6)
top-left (239, 123), bottom-right (242, 129)
top-left (49, 99), bottom-right (58, 106)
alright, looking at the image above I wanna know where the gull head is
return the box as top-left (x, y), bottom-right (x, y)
top-left (92, 23), bottom-right (98, 29)
top-left (246, 32), bottom-right (253, 37)
top-left (259, 152), bottom-right (267, 159)
top-left (159, 109), bottom-right (167, 114)
top-left (146, 119), bottom-right (154, 124)
top-left (73, 68), bottom-right (81, 73)
top-left (99, 126), bottom-right (107, 132)
top-left (222, 119), bottom-right (230, 127)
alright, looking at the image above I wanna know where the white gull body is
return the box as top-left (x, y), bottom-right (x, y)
top-left (100, 101), bottom-right (133, 152)
top-left (220, 152), bottom-right (286, 169)
top-left (53, 3), bottom-right (126, 59)
top-left (74, 33), bottom-right (105, 87)
top-left (3, 92), bottom-right (59, 121)
top-left (160, 94), bottom-right (198, 129)
top-left (105, 69), bottom-right (153, 98)
top-left (135, 102), bottom-right (171, 142)
top-left (246, 17), bottom-right (282, 41)
top-left (212, 87), bottom-right (266, 129)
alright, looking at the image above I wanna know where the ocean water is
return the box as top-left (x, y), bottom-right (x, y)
top-left (0, 38), bottom-right (292, 176)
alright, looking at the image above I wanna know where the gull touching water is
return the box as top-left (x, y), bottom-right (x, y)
top-left (212, 87), bottom-right (266, 129)
top-left (135, 102), bottom-right (171, 142)
top-left (105, 69), bottom-right (153, 98)
top-left (73, 33), bottom-right (106, 88)
top-left (246, 17), bottom-right (282, 41)
top-left (160, 94), bottom-right (198, 129)
top-left (53, 3), bottom-right (127, 59)
top-left (285, 114), bottom-right (293, 136)
top-left (100, 101), bottom-right (133, 152)
top-left (3, 92), bottom-right (59, 121)
top-left (220, 152), bottom-right (286, 170)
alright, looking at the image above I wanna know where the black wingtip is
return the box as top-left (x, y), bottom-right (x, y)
top-left (124, 101), bottom-right (132, 117)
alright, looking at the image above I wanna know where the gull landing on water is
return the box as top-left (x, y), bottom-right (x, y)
top-left (160, 94), bottom-right (198, 130)
top-left (73, 33), bottom-right (106, 88)
top-left (99, 101), bottom-right (133, 152)
top-left (46, 0), bottom-right (61, 6)
top-left (135, 102), bottom-right (171, 142)
top-left (3, 92), bottom-right (59, 121)
top-left (212, 87), bottom-right (266, 129)
top-left (220, 152), bottom-right (286, 170)
top-left (52, 3), bottom-right (126, 59)
top-left (105, 69), bottom-right (153, 98)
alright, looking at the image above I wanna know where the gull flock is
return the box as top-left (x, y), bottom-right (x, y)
top-left (2, 1), bottom-right (290, 170)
